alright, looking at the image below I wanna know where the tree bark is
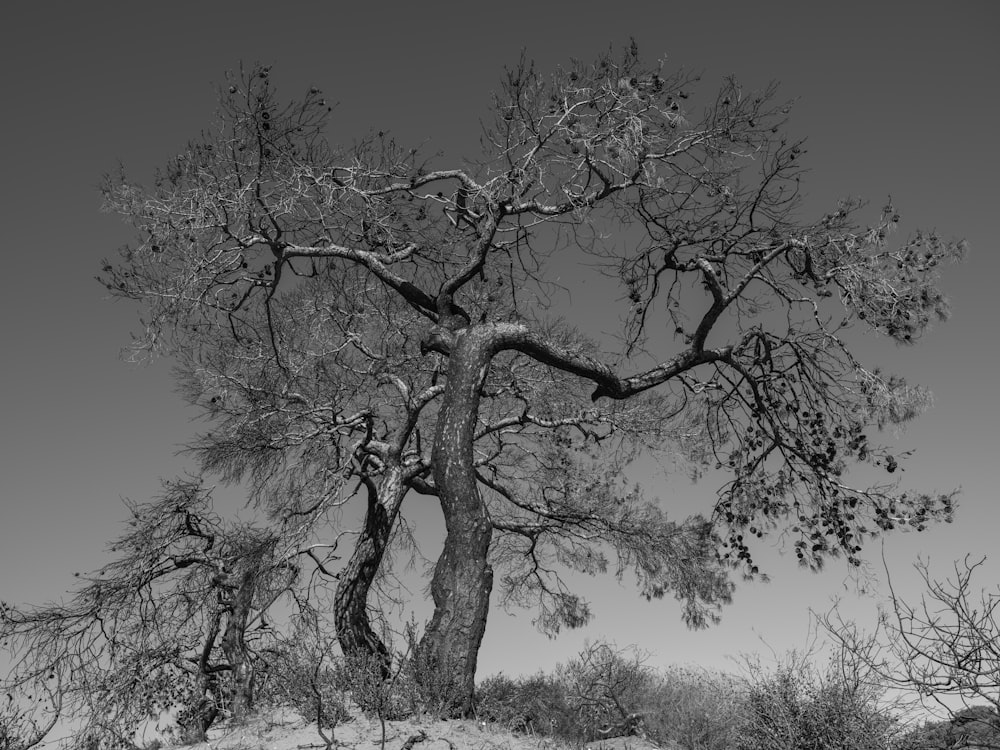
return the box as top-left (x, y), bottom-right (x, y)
top-left (187, 613), bottom-right (222, 738)
top-left (220, 569), bottom-right (256, 719)
top-left (333, 471), bottom-right (404, 676)
top-left (417, 326), bottom-right (496, 716)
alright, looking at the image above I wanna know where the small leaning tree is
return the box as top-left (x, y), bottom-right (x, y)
top-left (0, 480), bottom-right (301, 748)
top-left (99, 45), bottom-right (963, 714)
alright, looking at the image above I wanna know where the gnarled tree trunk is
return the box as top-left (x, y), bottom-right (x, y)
top-left (333, 470), bottom-right (405, 676)
top-left (417, 326), bottom-right (496, 716)
top-left (220, 568), bottom-right (256, 719)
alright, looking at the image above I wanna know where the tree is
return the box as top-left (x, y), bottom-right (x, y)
top-left (0, 479), bottom-right (299, 748)
top-left (824, 555), bottom-right (1000, 737)
top-left (173, 256), bottom-right (447, 676)
top-left (100, 46), bottom-right (963, 713)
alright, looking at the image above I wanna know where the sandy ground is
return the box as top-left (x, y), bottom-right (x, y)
top-left (175, 709), bottom-right (675, 750)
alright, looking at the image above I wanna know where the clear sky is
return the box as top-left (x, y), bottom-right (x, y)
top-left (1, 1), bottom-right (997, 685)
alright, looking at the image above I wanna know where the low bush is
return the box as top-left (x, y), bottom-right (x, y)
top-left (640, 665), bottom-right (742, 750)
top-left (476, 641), bottom-right (739, 749)
top-left (475, 672), bottom-right (572, 738)
top-left (734, 651), bottom-right (900, 750)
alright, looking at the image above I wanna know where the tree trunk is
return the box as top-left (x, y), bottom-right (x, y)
top-left (417, 326), bottom-right (496, 716)
top-left (333, 470), bottom-right (405, 676)
top-left (189, 613), bottom-right (222, 739)
top-left (221, 569), bottom-right (256, 719)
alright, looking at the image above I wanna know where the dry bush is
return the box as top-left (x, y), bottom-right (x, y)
top-left (735, 651), bottom-right (900, 750)
top-left (639, 665), bottom-right (742, 750)
top-left (474, 673), bottom-right (572, 738)
top-left (400, 623), bottom-right (469, 719)
top-left (895, 705), bottom-right (1000, 750)
top-left (0, 712), bottom-right (28, 750)
top-left (255, 618), bottom-right (351, 733)
top-left (335, 650), bottom-right (423, 721)
top-left (260, 646), bottom-right (351, 731)
top-left (475, 640), bottom-right (741, 747)
top-left (556, 641), bottom-right (656, 741)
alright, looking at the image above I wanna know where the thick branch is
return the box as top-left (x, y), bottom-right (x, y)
top-left (422, 321), bottom-right (731, 400)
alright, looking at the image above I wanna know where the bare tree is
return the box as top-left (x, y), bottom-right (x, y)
top-left (0, 480), bottom-right (300, 748)
top-left (100, 44), bottom-right (963, 713)
top-left (824, 555), bottom-right (1000, 746)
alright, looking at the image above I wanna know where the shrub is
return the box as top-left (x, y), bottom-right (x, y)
top-left (399, 622), bottom-right (466, 718)
top-left (639, 665), bottom-right (742, 750)
top-left (895, 705), bottom-right (1000, 750)
top-left (334, 650), bottom-right (419, 721)
top-left (0, 720), bottom-right (27, 750)
top-left (255, 632), bottom-right (351, 731)
top-left (475, 673), bottom-right (571, 737)
top-left (735, 651), bottom-right (899, 750)
top-left (556, 640), bottom-right (656, 741)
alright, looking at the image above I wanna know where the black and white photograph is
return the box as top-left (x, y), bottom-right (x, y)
top-left (2, 4), bottom-right (997, 749)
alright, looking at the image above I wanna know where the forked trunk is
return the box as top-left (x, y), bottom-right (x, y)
top-left (417, 327), bottom-right (496, 716)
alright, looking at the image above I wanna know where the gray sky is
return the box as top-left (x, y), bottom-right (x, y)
top-left (1, 1), bottom-right (997, 682)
